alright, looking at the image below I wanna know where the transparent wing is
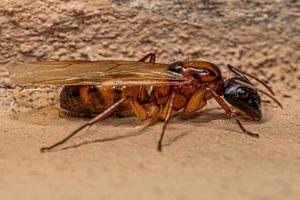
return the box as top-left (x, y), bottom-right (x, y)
top-left (8, 60), bottom-right (187, 86)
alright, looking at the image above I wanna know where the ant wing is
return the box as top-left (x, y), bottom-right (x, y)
top-left (8, 60), bottom-right (187, 87)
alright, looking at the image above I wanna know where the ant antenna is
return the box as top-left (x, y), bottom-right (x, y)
top-left (234, 79), bottom-right (283, 109)
top-left (227, 64), bottom-right (275, 96)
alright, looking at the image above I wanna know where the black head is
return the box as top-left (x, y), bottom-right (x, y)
top-left (223, 66), bottom-right (262, 121)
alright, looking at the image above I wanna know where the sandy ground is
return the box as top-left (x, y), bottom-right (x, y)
top-left (0, 0), bottom-right (300, 200)
top-left (0, 90), bottom-right (299, 200)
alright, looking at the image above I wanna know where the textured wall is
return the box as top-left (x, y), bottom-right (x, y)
top-left (0, 0), bottom-right (299, 111)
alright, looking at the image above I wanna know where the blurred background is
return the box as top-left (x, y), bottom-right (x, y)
top-left (0, 0), bottom-right (299, 111)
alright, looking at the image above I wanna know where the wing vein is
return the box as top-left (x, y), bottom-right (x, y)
top-left (8, 60), bottom-right (187, 87)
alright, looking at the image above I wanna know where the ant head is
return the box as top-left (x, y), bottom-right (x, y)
top-left (223, 65), bottom-right (262, 120)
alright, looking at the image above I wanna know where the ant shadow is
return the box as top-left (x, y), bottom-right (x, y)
top-left (50, 107), bottom-right (264, 152)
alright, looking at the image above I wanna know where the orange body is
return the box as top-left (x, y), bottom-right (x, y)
top-left (60, 61), bottom-right (224, 120)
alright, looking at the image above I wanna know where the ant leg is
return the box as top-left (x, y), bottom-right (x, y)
top-left (206, 88), bottom-right (259, 138)
top-left (139, 53), bottom-right (177, 150)
top-left (138, 53), bottom-right (156, 63)
top-left (129, 99), bottom-right (148, 121)
top-left (138, 52), bottom-right (156, 98)
top-left (184, 88), bottom-right (207, 114)
top-left (137, 53), bottom-right (156, 117)
top-left (148, 104), bottom-right (160, 119)
top-left (158, 92), bottom-right (175, 151)
top-left (41, 97), bottom-right (128, 152)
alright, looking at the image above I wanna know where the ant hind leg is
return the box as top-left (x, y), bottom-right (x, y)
top-left (40, 97), bottom-right (128, 152)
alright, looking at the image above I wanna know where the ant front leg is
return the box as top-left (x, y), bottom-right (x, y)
top-left (138, 53), bottom-right (156, 63)
top-left (206, 88), bottom-right (259, 138)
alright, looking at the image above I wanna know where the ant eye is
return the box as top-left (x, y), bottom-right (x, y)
top-left (237, 87), bottom-right (248, 99)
